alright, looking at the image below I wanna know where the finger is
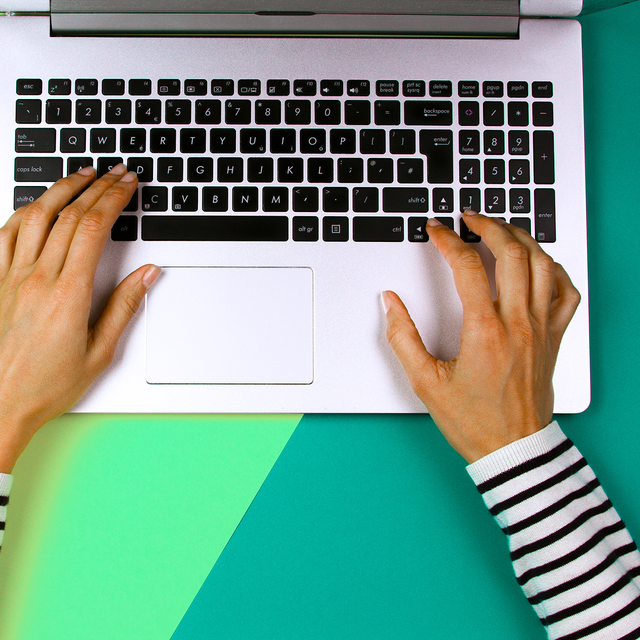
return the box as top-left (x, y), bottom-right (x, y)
top-left (382, 290), bottom-right (442, 401)
top-left (462, 212), bottom-right (530, 320)
top-left (548, 263), bottom-right (581, 350)
top-left (38, 164), bottom-right (134, 274)
top-left (11, 167), bottom-right (97, 269)
top-left (0, 208), bottom-right (27, 279)
top-left (426, 218), bottom-right (497, 323)
top-left (87, 264), bottom-right (161, 372)
top-left (501, 222), bottom-right (557, 326)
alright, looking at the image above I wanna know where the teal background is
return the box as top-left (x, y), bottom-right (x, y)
top-left (173, 3), bottom-right (640, 638)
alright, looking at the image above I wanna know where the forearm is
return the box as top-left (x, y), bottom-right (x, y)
top-left (468, 422), bottom-right (640, 639)
top-left (0, 473), bottom-right (13, 552)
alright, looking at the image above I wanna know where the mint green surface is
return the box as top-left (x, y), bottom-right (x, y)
top-left (581, 0), bottom-right (639, 14)
top-left (0, 414), bottom-right (299, 640)
top-left (173, 4), bottom-right (640, 638)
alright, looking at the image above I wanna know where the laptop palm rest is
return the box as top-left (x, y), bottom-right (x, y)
top-left (145, 267), bottom-right (314, 384)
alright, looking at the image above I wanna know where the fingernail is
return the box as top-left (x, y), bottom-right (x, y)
top-left (464, 209), bottom-right (478, 216)
top-left (142, 265), bottom-right (162, 290)
top-left (77, 165), bottom-right (95, 176)
top-left (108, 163), bottom-right (128, 175)
top-left (381, 291), bottom-right (392, 314)
top-left (120, 171), bottom-right (138, 183)
top-left (427, 218), bottom-right (442, 227)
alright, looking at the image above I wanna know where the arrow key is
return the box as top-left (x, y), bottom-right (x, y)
top-left (408, 217), bottom-right (429, 242)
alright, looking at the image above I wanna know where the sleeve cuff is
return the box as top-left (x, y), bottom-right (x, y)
top-left (0, 473), bottom-right (14, 496)
top-left (466, 420), bottom-right (567, 486)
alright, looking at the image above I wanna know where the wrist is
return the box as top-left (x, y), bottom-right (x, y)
top-left (0, 414), bottom-right (39, 474)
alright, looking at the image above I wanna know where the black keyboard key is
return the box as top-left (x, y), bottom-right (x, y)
top-left (483, 102), bottom-right (504, 126)
top-left (195, 100), bottom-right (222, 124)
top-left (330, 129), bottom-right (356, 154)
top-left (15, 157), bottom-right (62, 182)
top-left (389, 129), bottom-right (416, 154)
top-left (181, 128), bottom-right (207, 154)
top-left (484, 130), bottom-right (505, 155)
top-left (49, 79), bottom-right (71, 95)
top-left (142, 215), bottom-right (288, 241)
top-left (14, 186), bottom-right (47, 209)
top-left (263, 187), bottom-right (288, 211)
top-left (509, 159), bottom-right (530, 184)
top-left (294, 79), bottom-right (316, 96)
top-left (187, 157), bottom-right (214, 182)
top-left (344, 100), bottom-right (371, 125)
top-left (270, 129), bottom-right (296, 154)
top-left (15, 128), bottom-right (56, 153)
top-left (532, 82), bottom-right (553, 98)
top-left (510, 188), bottom-right (531, 213)
top-left (46, 99), bottom-right (72, 124)
top-left (238, 79), bottom-right (260, 96)
top-left (315, 100), bottom-right (341, 125)
top-left (533, 131), bottom-right (555, 184)
top-left (322, 216), bottom-right (349, 241)
top-left (435, 216), bottom-right (454, 230)
top-left (533, 102), bottom-right (554, 127)
top-left (485, 188), bottom-right (506, 213)
top-left (141, 186), bottom-right (168, 212)
top-left (184, 79), bottom-right (208, 96)
top-left (402, 80), bottom-right (426, 97)
top-left (285, 100), bottom-right (311, 125)
top-left (460, 219), bottom-right (481, 242)
top-left (300, 129), bottom-right (326, 154)
top-left (383, 187), bottom-right (428, 212)
top-left (17, 79), bottom-right (42, 95)
top-left (404, 101), bottom-right (453, 126)
top-left (338, 158), bottom-right (364, 184)
top-left (157, 157), bottom-right (183, 182)
top-left (484, 159), bottom-right (505, 184)
top-left (239, 128), bottom-right (266, 154)
top-left (293, 216), bottom-right (319, 241)
top-left (217, 157), bottom-right (242, 182)
top-left (353, 187), bottom-right (378, 212)
top-left (459, 130), bottom-right (480, 155)
top-left (105, 99), bottom-right (132, 124)
top-left (97, 157), bottom-right (123, 177)
top-left (135, 99), bottom-right (161, 124)
top-left (458, 101), bottom-right (479, 126)
top-left (320, 79), bottom-right (343, 96)
top-left (211, 79), bottom-right (234, 96)
top-left (75, 79), bottom-right (98, 95)
top-left (376, 80), bottom-right (399, 96)
top-left (225, 100), bottom-right (252, 124)
top-left (127, 158), bottom-right (153, 182)
top-left (483, 81), bottom-right (504, 98)
top-left (90, 128), bottom-right (116, 153)
top-left (360, 129), bottom-right (385, 154)
top-left (75, 99), bottom-right (101, 124)
top-left (293, 187), bottom-right (319, 212)
top-left (247, 157), bottom-right (273, 182)
top-left (210, 128), bottom-right (236, 153)
top-left (123, 189), bottom-right (138, 212)
top-left (111, 215), bottom-right (138, 241)
top-left (129, 79), bottom-right (152, 96)
top-left (458, 81), bottom-right (479, 97)
top-left (433, 188), bottom-right (454, 213)
top-left (120, 128), bottom-right (146, 153)
top-left (278, 158), bottom-right (303, 182)
top-left (374, 100), bottom-right (400, 125)
top-left (353, 216), bottom-right (404, 242)
top-left (460, 188), bottom-right (481, 213)
top-left (67, 157), bottom-right (93, 174)
top-left (166, 100), bottom-right (192, 125)
top-left (460, 159), bottom-right (480, 184)
top-left (367, 158), bottom-right (393, 183)
top-left (232, 186), bottom-right (259, 212)
top-left (346, 80), bottom-right (370, 96)
top-left (150, 129), bottom-right (177, 153)
top-left (509, 217), bottom-right (532, 234)
top-left (267, 80), bottom-right (290, 96)
top-left (509, 130), bottom-right (529, 155)
top-left (408, 217), bottom-right (429, 242)
top-left (322, 187), bottom-right (348, 212)
top-left (429, 81), bottom-right (452, 97)
top-left (158, 79), bottom-right (180, 96)
top-left (202, 187), bottom-right (229, 211)
top-left (534, 188), bottom-right (556, 243)
top-left (255, 100), bottom-right (281, 125)
top-left (308, 158), bottom-right (333, 183)
top-left (397, 158), bottom-right (423, 183)
top-left (508, 102), bottom-right (529, 127)
top-left (16, 99), bottom-right (41, 124)
top-left (420, 130), bottom-right (454, 183)
top-left (507, 81), bottom-right (529, 97)
top-left (102, 79), bottom-right (125, 95)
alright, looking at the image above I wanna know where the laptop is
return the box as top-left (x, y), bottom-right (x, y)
top-left (0, 0), bottom-right (591, 413)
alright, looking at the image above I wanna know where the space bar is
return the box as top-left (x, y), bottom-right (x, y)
top-left (141, 215), bottom-right (289, 241)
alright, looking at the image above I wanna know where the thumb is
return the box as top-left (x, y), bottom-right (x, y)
top-left (88, 264), bottom-right (161, 369)
top-left (382, 290), bottom-right (440, 399)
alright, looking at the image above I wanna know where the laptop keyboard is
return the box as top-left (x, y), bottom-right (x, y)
top-left (14, 77), bottom-right (556, 244)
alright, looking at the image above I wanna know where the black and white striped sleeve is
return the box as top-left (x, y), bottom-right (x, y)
top-left (467, 421), bottom-right (640, 639)
top-left (0, 473), bottom-right (13, 552)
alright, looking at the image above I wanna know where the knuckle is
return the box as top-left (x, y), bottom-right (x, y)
top-left (122, 291), bottom-right (142, 319)
top-left (79, 210), bottom-right (108, 233)
top-left (21, 202), bottom-right (49, 225)
top-left (503, 240), bottom-right (528, 262)
top-left (535, 253), bottom-right (555, 277)
top-left (455, 248), bottom-right (483, 272)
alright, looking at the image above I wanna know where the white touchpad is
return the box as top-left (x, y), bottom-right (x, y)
top-left (146, 267), bottom-right (314, 384)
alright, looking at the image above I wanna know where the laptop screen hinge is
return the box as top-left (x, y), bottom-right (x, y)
top-left (50, 0), bottom-right (520, 38)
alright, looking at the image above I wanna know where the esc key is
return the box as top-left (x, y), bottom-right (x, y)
top-left (17, 79), bottom-right (42, 95)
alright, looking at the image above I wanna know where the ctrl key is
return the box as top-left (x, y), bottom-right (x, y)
top-left (15, 157), bottom-right (62, 182)
top-left (111, 215), bottom-right (138, 241)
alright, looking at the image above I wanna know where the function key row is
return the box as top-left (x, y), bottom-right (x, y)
top-left (17, 78), bottom-right (553, 99)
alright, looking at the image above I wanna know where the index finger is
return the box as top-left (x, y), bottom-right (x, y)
top-left (60, 171), bottom-right (138, 284)
top-left (426, 217), bottom-right (497, 323)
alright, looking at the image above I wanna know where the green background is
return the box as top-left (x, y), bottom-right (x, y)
top-left (1, 2), bottom-right (640, 638)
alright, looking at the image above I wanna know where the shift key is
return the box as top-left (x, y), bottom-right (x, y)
top-left (15, 157), bottom-right (63, 182)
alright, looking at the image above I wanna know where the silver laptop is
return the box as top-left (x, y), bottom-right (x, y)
top-left (0, 0), bottom-right (591, 413)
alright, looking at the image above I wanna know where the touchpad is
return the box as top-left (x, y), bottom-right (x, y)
top-left (146, 267), bottom-right (314, 384)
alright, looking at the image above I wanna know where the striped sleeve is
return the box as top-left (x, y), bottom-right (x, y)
top-left (0, 473), bottom-right (13, 552)
top-left (467, 421), bottom-right (640, 640)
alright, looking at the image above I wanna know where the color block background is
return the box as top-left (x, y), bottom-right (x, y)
top-left (1, 2), bottom-right (639, 639)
